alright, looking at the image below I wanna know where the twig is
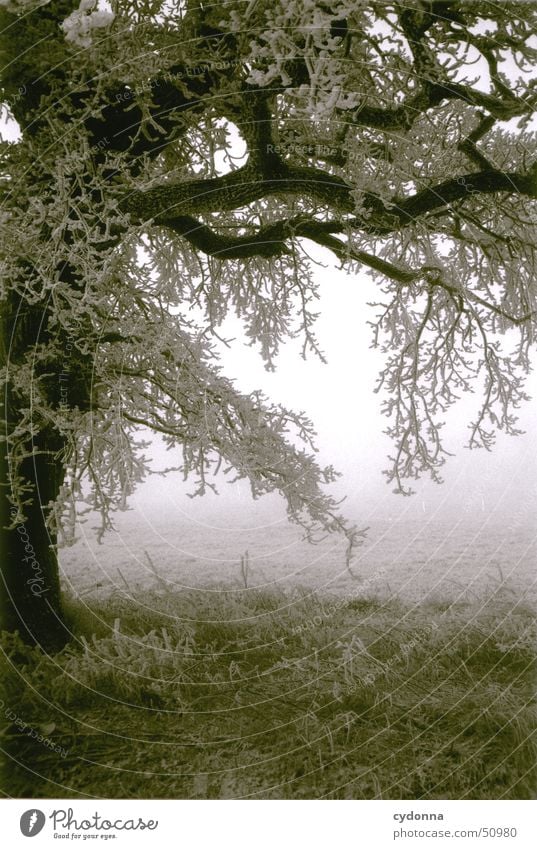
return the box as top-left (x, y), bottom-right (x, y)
top-left (240, 550), bottom-right (250, 588)
top-left (144, 549), bottom-right (168, 588)
top-left (116, 567), bottom-right (132, 593)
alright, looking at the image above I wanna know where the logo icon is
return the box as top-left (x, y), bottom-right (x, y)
top-left (20, 810), bottom-right (46, 837)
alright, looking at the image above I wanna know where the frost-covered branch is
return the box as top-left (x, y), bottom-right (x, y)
top-left (1, 0), bottom-right (537, 541)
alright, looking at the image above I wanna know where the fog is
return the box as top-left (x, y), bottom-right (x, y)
top-left (131, 253), bottom-right (537, 531)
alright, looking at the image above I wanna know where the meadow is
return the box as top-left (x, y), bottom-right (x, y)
top-left (1, 582), bottom-right (535, 799)
top-left (61, 513), bottom-right (537, 607)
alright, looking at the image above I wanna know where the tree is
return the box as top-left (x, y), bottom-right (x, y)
top-left (1, 0), bottom-right (536, 649)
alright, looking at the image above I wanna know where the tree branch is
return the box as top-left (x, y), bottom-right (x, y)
top-left (126, 161), bottom-right (537, 242)
top-left (119, 159), bottom-right (355, 221)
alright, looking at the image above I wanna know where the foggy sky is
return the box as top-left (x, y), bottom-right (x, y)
top-left (135, 254), bottom-right (537, 529)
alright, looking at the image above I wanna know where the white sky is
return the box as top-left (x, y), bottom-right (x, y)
top-left (137, 251), bottom-right (537, 528)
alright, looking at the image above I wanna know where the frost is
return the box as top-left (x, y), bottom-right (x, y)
top-left (62, 0), bottom-right (115, 48)
top-left (0, 0), bottom-right (50, 11)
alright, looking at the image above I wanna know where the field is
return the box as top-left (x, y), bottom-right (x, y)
top-left (2, 510), bottom-right (536, 800)
top-left (61, 512), bottom-right (537, 607)
top-left (1, 584), bottom-right (536, 799)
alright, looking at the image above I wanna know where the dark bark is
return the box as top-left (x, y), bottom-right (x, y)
top-left (129, 163), bottom-right (537, 259)
top-left (0, 294), bottom-right (71, 651)
top-left (0, 423), bottom-right (69, 652)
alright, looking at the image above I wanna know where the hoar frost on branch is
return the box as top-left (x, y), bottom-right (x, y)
top-left (1, 0), bottom-right (536, 555)
top-left (0, 0), bottom-right (50, 13)
top-left (62, 0), bottom-right (114, 48)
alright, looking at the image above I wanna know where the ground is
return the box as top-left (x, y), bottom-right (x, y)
top-left (1, 586), bottom-right (535, 799)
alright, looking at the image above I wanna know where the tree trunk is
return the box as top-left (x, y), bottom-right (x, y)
top-left (0, 422), bottom-right (69, 652)
top-left (1, 293), bottom-right (70, 652)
